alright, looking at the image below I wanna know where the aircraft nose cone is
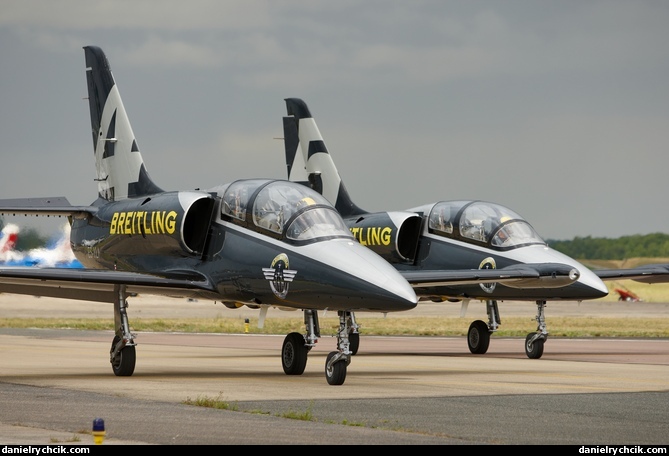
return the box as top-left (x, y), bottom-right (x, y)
top-left (303, 239), bottom-right (418, 311)
top-left (578, 267), bottom-right (609, 298)
top-left (528, 246), bottom-right (609, 299)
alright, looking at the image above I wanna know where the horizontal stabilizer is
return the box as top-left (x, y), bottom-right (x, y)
top-left (0, 197), bottom-right (96, 219)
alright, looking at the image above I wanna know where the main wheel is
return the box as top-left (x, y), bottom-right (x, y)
top-left (525, 333), bottom-right (545, 359)
top-left (467, 320), bottom-right (491, 354)
top-left (325, 351), bottom-right (347, 386)
top-left (349, 332), bottom-right (360, 355)
top-left (110, 335), bottom-right (136, 376)
top-left (282, 332), bottom-right (308, 375)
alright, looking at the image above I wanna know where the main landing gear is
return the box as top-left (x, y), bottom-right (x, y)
top-left (106, 285), bottom-right (360, 385)
top-left (281, 309), bottom-right (356, 385)
top-left (466, 299), bottom-right (547, 359)
top-left (109, 285), bottom-right (137, 376)
top-left (466, 299), bottom-right (498, 355)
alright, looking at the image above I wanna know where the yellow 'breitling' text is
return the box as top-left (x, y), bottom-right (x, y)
top-left (110, 210), bottom-right (178, 235)
top-left (349, 226), bottom-right (392, 246)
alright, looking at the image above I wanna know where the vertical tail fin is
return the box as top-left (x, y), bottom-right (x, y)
top-left (83, 46), bottom-right (163, 201)
top-left (283, 98), bottom-right (366, 217)
top-left (283, 114), bottom-right (310, 185)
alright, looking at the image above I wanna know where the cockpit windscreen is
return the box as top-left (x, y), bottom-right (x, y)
top-left (221, 179), bottom-right (353, 242)
top-left (428, 200), bottom-right (545, 249)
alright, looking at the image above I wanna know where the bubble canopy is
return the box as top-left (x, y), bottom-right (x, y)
top-left (218, 179), bottom-right (353, 242)
top-left (425, 200), bottom-right (546, 249)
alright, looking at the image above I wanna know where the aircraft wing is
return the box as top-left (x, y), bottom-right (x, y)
top-left (400, 262), bottom-right (579, 289)
top-left (0, 266), bottom-right (217, 302)
top-left (593, 264), bottom-right (669, 284)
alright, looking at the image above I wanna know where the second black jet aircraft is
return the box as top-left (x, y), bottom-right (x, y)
top-left (281, 97), bottom-right (669, 360)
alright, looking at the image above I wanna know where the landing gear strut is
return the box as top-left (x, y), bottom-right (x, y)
top-left (525, 300), bottom-right (547, 359)
top-left (466, 299), bottom-right (548, 359)
top-left (345, 311), bottom-right (360, 356)
top-left (109, 285), bottom-right (136, 376)
top-left (280, 309), bottom-right (354, 385)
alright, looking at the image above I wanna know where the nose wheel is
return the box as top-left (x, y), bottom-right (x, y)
top-left (324, 311), bottom-right (355, 385)
top-left (325, 351), bottom-right (348, 385)
top-left (525, 300), bottom-right (548, 359)
top-left (525, 333), bottom-right (545, 359)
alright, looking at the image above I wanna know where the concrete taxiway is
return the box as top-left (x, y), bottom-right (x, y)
top-left (0, 294), bottom-right (668, 445)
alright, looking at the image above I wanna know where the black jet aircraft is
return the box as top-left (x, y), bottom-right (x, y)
top-left (281, 97), bottom-right (669, 360)
top-left (0, 47), bottom-right (423, 386)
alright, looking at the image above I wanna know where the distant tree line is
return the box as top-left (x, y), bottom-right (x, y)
top-left (547, 233), bottom-right (669, 260)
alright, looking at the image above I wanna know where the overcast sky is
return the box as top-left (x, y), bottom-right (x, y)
top-left (1, 1), bottom-right (667, 241)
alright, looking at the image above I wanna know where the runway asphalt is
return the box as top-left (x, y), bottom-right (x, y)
top-left (1, 294), bottom-right (668, 445)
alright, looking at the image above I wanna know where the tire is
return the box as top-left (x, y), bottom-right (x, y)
top-left (467, 320), bottom-right (491, 354)
top-left (282, 332), bottom-right (308, 375)
top-left (110, 335), bottom-right (136, 376)
top-left (525, 333), bottom-right (545, 359)
top-left (325, 351), bottom-right (347, 386)
top-left (349, 332), bottom-right (360, 355)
